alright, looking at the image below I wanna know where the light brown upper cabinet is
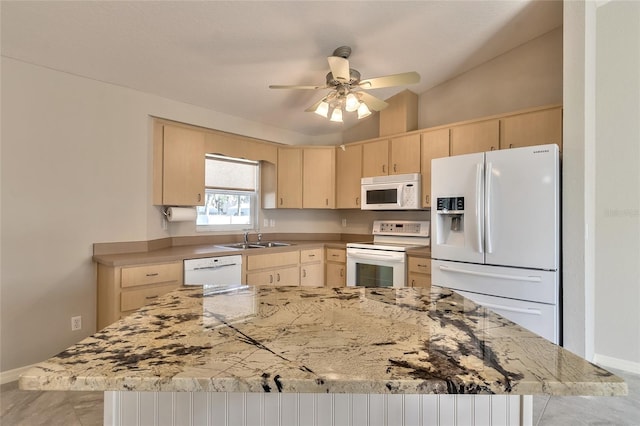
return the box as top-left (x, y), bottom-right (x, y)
top-left (362, 139), bottom-right (389, 177)
top-left (303, 147), bottom-right (336, 209)
top-left (277, 148), bottom-right (303, 208)
top-left (153, 123), bottom-right (205, 206)
top-left (500, 107), bottom-right (563, 151)
top-left (420, 128), bottom-right (450, 208)
top-left (336, 144), bottom-right (363, 209)
top-left (450, 119), bottom-right (499, 156)
top-left (390, 134), bottom-right (421, 175)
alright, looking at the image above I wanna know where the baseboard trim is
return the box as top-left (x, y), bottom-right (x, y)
top-left (594, 353), bottom-right (640, 375)
top-left (0, 364), bottom-right (35, 385)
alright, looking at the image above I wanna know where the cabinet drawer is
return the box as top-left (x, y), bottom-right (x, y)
top-left (121, 282), bottom-right (181, 312)
top-left (325, 248), bottom-right (346, 263)
top-left (121, 262), bottom-right (182, 288)
top-left (408, 257), bottom-right (431, 274)
top-left (300, 248), bottom-right (323, 263)
top-left (246, 250), bottom-right (299, 270)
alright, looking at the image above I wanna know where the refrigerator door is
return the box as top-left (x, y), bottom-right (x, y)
top-left (484, 144), bottom-right (559, 270)
top-left (431, 152), bottom-right (485, 264)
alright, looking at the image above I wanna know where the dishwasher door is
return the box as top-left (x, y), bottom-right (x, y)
top-left (184, 255), bottom-right (242, 285)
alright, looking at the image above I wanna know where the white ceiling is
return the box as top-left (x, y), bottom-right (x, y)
top-left (1, 1), bottom-right (562, 139)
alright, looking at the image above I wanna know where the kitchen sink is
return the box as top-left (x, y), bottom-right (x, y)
top-left (218, 241), bottom-right (292, 250)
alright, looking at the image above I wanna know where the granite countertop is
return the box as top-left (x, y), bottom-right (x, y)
top-left (20, 286), bottom-right (626, 396)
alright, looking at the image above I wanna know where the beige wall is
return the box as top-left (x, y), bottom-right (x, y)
top-left (419, 27), bottom-right (562, 128)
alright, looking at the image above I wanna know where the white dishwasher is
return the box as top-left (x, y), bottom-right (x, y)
top-left (183, 255), bottom-right (242, 286)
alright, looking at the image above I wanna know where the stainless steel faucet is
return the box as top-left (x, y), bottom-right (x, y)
top-left (243, 231), bottom-right (249, 244)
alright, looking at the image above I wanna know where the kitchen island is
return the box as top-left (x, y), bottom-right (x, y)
top-left (20, 285), bottom-right (626, 425)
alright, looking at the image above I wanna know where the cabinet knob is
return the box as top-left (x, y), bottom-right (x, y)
top-left (197, 193), bottom-right (202, 202)
top-left (302, 269), bottom-right (307, 278)
top-left (276, 273), bottom-right (281, 282)
top-left (425, 195), bottom-right (430, 204)
top-left (325, 198), bottom-right (328, 206)
top-left (393, 164), bottom-right (397, 173)
top-left (509, 144), bottom-right (514, 149)
top-left (145, 295), bottom-right (159, 300)
top-left (382, 164), bottom-right (386, 173)
top-left (145, 273), bottom-right (159, 277)
top-left (356, 197), bottom-right (359, 206)
top-left (279, 197), bottom-right (283, 206)
top-left (490, 146), bottom-right (496, 151)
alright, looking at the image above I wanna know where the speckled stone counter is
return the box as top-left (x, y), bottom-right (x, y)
top-left (20, 285), bottom-right (626, 397)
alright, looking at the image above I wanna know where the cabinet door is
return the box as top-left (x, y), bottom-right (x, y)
top-left (273, 266), bottom-right (300, 286)
top-left (362, 140), bottom-right (389, 177)
top-left (450, 119), bottom-right (499, 156)
top-left (326, 262), bottom-right (346, 287)
top-left (277, 148), bottom-right (303, 208)
top-left (246, 270), bottom-right (276, 286)
top-left (408, 272), bottom-right (431, 289)
top-left (420, 129), bottom-right (450, 208)
top-left (336, 144), bottom-right (363, 208)
top-left (162, 125), bottom-right (205, 206)
top-left (500, 107), bottom-right (562, 150)
top-left (300, 263), bottom-right (324, 287)
top-left (390, 134), bottom-right (421, 175)
top-left (303, 148), bottom-right (335, 208)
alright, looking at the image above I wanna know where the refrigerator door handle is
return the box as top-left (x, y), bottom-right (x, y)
top-left (479, 302), bottom-right (542, 316)
top-left (475, 163), bottom-right (484, 254)
top-left (485, 161), bottom-right (493, 254)
top-left (438, 265), bottom-right (542, 282)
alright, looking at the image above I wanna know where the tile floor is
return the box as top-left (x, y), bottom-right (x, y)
top-left (1, 368), bottom-right (638, 425)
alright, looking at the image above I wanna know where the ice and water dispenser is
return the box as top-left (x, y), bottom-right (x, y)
top-left (435, 196), bottom-right (466, 247)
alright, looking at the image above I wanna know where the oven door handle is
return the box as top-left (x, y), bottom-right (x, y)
top-left (349, 252), bottom-right (404, 261)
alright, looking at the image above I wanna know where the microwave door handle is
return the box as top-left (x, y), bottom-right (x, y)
top-left (397, 185), bottom-right (403, 207)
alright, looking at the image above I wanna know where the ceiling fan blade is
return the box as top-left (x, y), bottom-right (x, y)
top-left (358, 71), bottom-right (420, 89)
top-left (358, 92), bottom-right (389, 111)
top-left (327, 56), bottom-right (350, 82)
top-left (269, 84), bottom-right (327, 90)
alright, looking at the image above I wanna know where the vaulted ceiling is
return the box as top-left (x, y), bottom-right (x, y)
top-left (1, 1), bottom-right (562, 138)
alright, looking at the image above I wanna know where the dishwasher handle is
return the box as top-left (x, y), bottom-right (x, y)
top-left (191, 263), bottom-right (239, 271)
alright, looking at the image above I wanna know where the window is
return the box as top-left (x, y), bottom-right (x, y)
top-left (196, 154), bottom-right (259, 231)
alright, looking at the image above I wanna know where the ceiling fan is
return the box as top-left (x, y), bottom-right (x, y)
top-left (269, 46), bottom-right (420, 122)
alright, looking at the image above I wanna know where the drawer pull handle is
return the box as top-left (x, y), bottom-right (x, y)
top-left (308, 254), bottom-right (315, 258)
top-left (146, 273), bottom-right (159, 277)
top-left (302, 269), bottom-right (307, 278)
top-left (270, 275), bottom-right (273, 284)
top-left (276, 273), bottom-right (281, 282)
top-left (417, 264), bottom-right (428, 268)
top-left (145, 295), bottom-right (159, 300)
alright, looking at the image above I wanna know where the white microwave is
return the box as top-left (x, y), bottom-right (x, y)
top-left (360, 173), bottom-right (422, 210)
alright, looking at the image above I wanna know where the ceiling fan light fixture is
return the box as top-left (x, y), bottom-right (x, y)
top-left (330, 108), bottom-right (343, 123)
top-left (357, 102), bottom-right (371, 119)
top-left (314, 100), bottom-right (330, 117)
top-left (345, 93), bottom-right (359, 112)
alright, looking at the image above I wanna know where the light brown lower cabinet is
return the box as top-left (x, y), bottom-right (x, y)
top-left (245, 250), bottom-right (300, 286)
top-left (97, 261), bottom-right (183, 329)
top-left (325, 248), bottom-right (346, 287)
top-left (300, 248), bottom-right (324, 287)
top-left (407, 256), bottom-right (431, 289)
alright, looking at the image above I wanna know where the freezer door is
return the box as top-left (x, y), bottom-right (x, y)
top-left (484, 144), bottom-right (559, 270)
top-left (431, 152), bottom-right (485, 264)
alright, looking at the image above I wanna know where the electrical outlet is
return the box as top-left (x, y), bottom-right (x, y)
top-left (263, 218), bottom-right (269, 228)
top-left (269, 219), bottom-right (275, 227)
top-left (71, 316), bottom-right (82, 331)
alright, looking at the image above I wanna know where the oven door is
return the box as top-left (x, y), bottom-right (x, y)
top-left (346, 248), bottom-right (406, 288)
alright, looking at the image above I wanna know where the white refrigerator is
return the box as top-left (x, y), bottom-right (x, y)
top-left (431, 144), bottom-right (560, 343)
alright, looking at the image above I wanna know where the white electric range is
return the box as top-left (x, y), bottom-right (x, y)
top-left (346, 220), bottom-right (430, 288)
